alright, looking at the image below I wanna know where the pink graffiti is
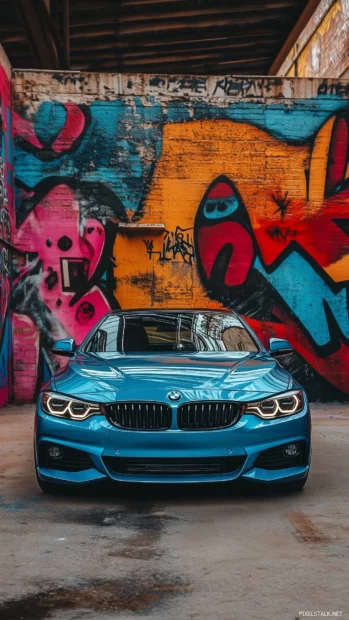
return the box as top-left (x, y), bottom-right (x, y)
top-left (0, 61), bottom-right (14, 406)
top-left (12, 111), bottom-right (43, 149)
top-left (15, 184), bottom-right (110, 343)
top-left (12, 314), bottom-right (39, 403)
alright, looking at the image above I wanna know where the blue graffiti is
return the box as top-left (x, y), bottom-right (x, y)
top-left (14, 96), bottom-right (349, 217)
top-left (254, 253), bottom-right (349, 349)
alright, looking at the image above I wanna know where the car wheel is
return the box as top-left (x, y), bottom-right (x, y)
top-left (34, 451), bottom-right (66, 494)
top-left (35, 470), bottom-right (66, 494)
top-left (282, 474), bottom-right (308, 492)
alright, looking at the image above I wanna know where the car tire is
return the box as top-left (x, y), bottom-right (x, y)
top-left (34, 451), bottom-right (66, 494)
top-left (283, 474), bottom-right (308, 491)
top-left (36, 471), bottom-right (66, 494)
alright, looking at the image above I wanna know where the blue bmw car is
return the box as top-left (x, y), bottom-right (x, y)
top-left (34, 309), bottom-right (311, 493)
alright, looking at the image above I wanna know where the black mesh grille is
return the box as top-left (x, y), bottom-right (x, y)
top-left (254, 442), bottom-right (307, 470)
top-left (38, 442), bottom-right (93, 472)
top-left (105, 402), bottom-right (172, 430)
top-left (177, 402), bottom-right (241, 430)
top-left (103, 456), bottom-right (246, 476)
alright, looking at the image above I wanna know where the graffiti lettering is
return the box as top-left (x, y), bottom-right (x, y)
top-left (51, 73), bottom-right (87, 86)
top-left (266, 226), bottom-right (298, 242)
top-left (212, 77), bottom-right (283, 98)
top-left (272, 192), bottom-right (292, 219)
top-left (317, 81), bottom-right (349, 97)
top-left (144, 227), bottom-right (195, 264)
top-left (149, 75), bottom-right (208, 94)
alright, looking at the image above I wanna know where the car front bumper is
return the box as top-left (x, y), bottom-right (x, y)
top-left (35, 400), bottom-right (311, 486)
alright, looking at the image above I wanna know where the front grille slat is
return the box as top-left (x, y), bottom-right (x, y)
top-left (200, 404), bottom-right (204, 428)
top-left (105, 402), bottom-right (172, 430)
top-left (103, 456), bottom-right (246, 476)
top-left (215, 403), bottom-right (219, 428)
top-left (178, 401), bottom-right (241, 430)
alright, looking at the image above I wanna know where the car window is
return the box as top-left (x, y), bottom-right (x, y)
top-left (85, 312), bottom-right (259, 354)
top-left (87, 315), bottom-right (120, 353)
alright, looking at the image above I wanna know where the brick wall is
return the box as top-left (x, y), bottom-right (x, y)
top-left (6, 71), bottom-right (349, 402)
top-left (278, 0), bottom-right (349, 78)
top-left (0, 46), bottom-right (13, 406)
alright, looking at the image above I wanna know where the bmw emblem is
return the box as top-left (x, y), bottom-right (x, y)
top-left (167, 391), bottom-right (182, 402)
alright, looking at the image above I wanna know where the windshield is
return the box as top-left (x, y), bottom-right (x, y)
top-left (84, 312), bottom-right (259, 354)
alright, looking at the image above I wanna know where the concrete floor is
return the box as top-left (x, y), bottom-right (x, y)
top-left (1, 404), bottom-right (349, 620)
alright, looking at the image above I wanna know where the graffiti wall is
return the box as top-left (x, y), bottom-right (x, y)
top-left (278, 0), bottom-right (349, 79)
top-left (0, 46), bottom-right (13, 406)
top-left (10, 71), bottom-right (349, 402)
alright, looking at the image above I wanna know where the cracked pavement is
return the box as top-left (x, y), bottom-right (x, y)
top-left (0, 404), bottom-right (349, 619)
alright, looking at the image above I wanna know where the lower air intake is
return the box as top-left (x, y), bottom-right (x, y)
top-left (38, 442), bottom-right (93, 472)
top-left (103, 456), bottom-right (246, 476)
top-left (254, 442), bottom-right (307, 470)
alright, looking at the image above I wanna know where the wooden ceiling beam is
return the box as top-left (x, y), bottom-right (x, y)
top-left (0, 24), bottom-right (23, 33)
top-left (120, 0), bottom-right (198, 5)
top-left (0, 34), bottom-right (27, 43)
top-left (69, 25), bottom-right (279, 46)
top-left (72, 57), bottom-right (270, 73)
top-left (120, 0), bottom-right (295, 7)
top-left (68, 0), bottom-right (121, 10)
top-left (130, 52), bottom-right (273, 66)
top-left (119, 14), bottom-right (287, 35)
top-left (125, 53), bottom-right (273, 66)
top-left (2, 0), bottom-right (308, 76)
top-left (61, 0), bottom-right (70, 69)
top-left (70, 28), bottom-right (118, 39)
top-left (217, 55), bottom-right (272, 66)
top-left (1, 41), bottom-right (30, 51)
top-left (69, 15), bottom-right (121, 28)
top-left (68, 0), bottom-right (184, 7)
top-left (139, 28), bottom-right (279, 47)
top-left (117, 2), bottom-right (297, 24)
top-left (122, 39), bottom-right (282, 58)
top-left (69, 13), bottom-right (285, 37)
top-left (13, 0), bottom-right (63, 68)
top-left (70, 39), bottom-right (281, 62)
top-left (70, 34), bottom-right (282, 55)
top-left (70, 49), bottom-right (273, 66)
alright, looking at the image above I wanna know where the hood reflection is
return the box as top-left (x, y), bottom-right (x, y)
top-left (53, 350), bottom-right (291, 398)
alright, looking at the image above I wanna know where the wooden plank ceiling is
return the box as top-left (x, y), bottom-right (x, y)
top-left (0, 0), bottom-right (316, 75)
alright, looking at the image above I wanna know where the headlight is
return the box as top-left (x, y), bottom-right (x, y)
top-left (41, 392), bottom-right (101, 420)
top-left (245, 390), bottom-right (304, 419)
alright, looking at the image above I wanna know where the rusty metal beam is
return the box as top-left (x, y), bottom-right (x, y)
top-left (268, 0), bottom-right (323, 75)
top-left (14, 0), bottom-right (63, 69)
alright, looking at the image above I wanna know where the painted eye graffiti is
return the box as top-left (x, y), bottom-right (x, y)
top-left (194, 177), bottom-right (256, 294)
top-left (202, 181), bottom-right (240, 219)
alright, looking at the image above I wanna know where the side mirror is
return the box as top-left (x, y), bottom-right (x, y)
top-left (52, 338), bottom-right (76, 357)
top-left (268, 337), bottom-right (293, 356)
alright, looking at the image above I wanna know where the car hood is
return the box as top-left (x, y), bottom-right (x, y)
top-left (52, 351), bottom-right (293, 403)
